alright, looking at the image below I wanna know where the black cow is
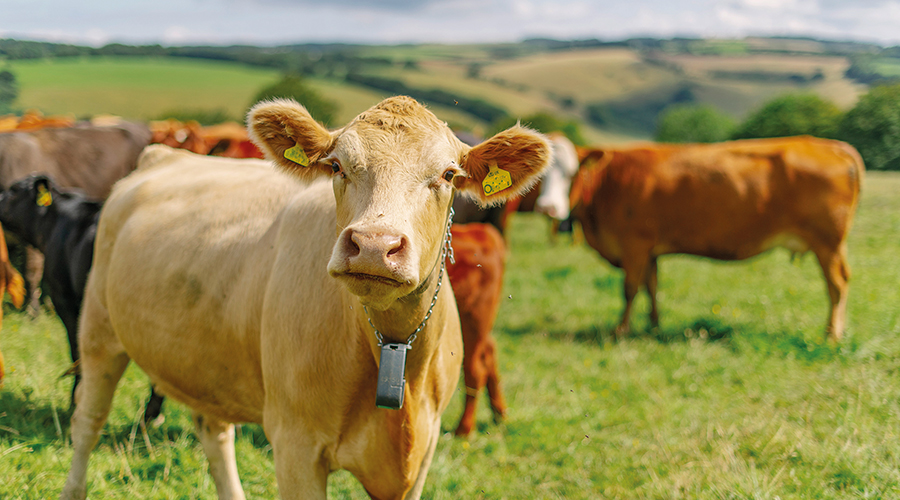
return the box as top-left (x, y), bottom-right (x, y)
top-left (0, 175), bottom-right (164, 420)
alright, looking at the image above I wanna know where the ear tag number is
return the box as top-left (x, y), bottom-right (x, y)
top-left (37, 185), bottom-right (52, 207)
top-left (376, 343), bottom-right (409, 410)
top-left (482, 163), bottom-right (512, 196)
top-left (283, 143), bottom-right (310, 167)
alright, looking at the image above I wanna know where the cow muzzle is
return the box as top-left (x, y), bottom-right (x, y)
top-left (328, 226), bottom-right (418, 304)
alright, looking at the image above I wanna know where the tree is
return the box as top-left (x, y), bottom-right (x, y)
top-left (838, 83), bottom-right (900, 171)
top-left (655, 104), bottom-right (735, 143)
top-left (731, 93), bottom-right (842, 140)
top-left (250, 74), bottom-right (339, 127)
top-left (0, 69), bottom-right (18, 114)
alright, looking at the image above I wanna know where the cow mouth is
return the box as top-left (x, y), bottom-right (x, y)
top-left (342, 272), bottom-right (405, 288)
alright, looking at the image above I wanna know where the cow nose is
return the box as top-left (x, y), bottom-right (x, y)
top-left (347, 230), bottom-right (408, 270)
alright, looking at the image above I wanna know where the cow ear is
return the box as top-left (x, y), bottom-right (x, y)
top-left (456, 125), bottom-right (551, 207)
top-left (247, 99), bottom-right (337, 179)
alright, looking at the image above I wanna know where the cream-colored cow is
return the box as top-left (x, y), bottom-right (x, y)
top-left (60, 96), bottom-right (549, 499)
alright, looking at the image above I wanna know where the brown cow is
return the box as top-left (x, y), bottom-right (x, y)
top-left (60, 96), bottom-right (550, 499)
top-left (446, 222), bottom-right (507, 437)
top-left (0, 224), bottom-right (26, 385)
top-left (565, 136), bottom-right (863, 341)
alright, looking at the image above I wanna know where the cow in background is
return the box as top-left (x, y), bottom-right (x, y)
top-left (563, 136), bottom-right (863, 341)
top-left (60, 96), bottom-right (550, 499)
top-left (150, 119), bottom-right (264, 159)
top-left (0, 175), bottom-right (165, 417)
top-left (0, 225), bottom-right (26, 386)
top-left (0, 122), bottom-right (152, 313)
top-left (446, 223), bottom-right (508, 436)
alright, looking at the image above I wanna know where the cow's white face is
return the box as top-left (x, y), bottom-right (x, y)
top-left (249, 96), bottom-right (550, 309)
top-left (534, 134), bottom-right (580, 221)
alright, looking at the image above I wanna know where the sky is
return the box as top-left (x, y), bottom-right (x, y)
top-left (3, 0), bottom-right (900, 48)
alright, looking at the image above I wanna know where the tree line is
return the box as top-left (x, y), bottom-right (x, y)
top-left (655, 86), bottom-right (900, 171)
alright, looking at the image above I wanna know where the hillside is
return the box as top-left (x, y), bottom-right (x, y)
top-left (1, 36), bottom-right (892, 144)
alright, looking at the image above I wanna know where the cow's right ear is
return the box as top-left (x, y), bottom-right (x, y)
top-left (456, 125), bottom-right (551, 207)
top-left (247, 99), bottom-right (337, 179)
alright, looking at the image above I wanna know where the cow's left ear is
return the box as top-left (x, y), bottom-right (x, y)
top-left (457, 125), bottom-right (551, 207)
top-left (247, 98), bottom-right (337, 180)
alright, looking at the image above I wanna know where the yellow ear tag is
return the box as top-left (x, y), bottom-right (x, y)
top-left (283, 143), bottom-right (310, 167)
top-left (36, 186), bottom-right (52, 207)
top-left (482, 163), bottom-right (512, 196)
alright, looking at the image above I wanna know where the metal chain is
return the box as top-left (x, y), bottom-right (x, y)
top-left (364, 206), bottom-right (455, 348)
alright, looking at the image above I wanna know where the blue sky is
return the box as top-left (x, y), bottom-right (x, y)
top-left (3, 0), bottom-right (900, 47)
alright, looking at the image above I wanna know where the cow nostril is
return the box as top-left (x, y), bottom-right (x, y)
top-left (387, 237), bottom-right (406, 257)
top-left (347, 231), bottom-right (361, 257)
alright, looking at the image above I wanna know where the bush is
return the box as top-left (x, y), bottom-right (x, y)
top-left (0, 69), bottom-right (18, 114)
top-left (251, 74), bottom-right (339, 127)
top-left (655, 104), bottom-right (735, 143)
top-left (731, 93), bottom-right (842, 140)
top-left (838, 83), bottom-right (900, 170)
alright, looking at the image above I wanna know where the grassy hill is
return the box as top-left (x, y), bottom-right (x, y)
top-left (3, 37), bottom-right (880, 144)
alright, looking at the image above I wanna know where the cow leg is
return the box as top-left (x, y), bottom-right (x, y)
top-left (193, 412), bottom-right (246, 500)
top-left (52, 292), bottom-right (83, 410)
top-left (406, 418), bottom-right (441, 500)
top-left (815, 242), bottom-right (851, 342)
top-left (645, 256), bottom-right (660, 329)
top-left (617, 250), bottom-right (651, 339)
top-left (455, 314), bottom-right (483, 437)
top-left (143, 386), bottom-right (166, 424)
top-left (266, 420), bottom-right (328, 499)
top-left (482, 337), bottom-right (506, 424)
top-left (60, 301), bottom-right (129, 499)
top-left (24, 247), bottom-right (44, 317)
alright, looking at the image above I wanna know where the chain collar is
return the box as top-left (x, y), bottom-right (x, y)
top-left (363, 206), bottom-right (455, 348)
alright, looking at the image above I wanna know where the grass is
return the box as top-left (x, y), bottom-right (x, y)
top-left (1, 169), bottom-right (898, 498)
top-left (9, 57), bottom-right (282, 122)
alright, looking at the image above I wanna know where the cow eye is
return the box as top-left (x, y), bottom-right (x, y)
top-left (331, 161), bottom-right (342, 175)
top-left (442, 169), bottom-right (456, 182)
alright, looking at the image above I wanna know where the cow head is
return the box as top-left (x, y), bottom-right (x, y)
top-left (534, 133), bottom-right (580, 221)
top-left (568, 148), bottom-right (614, 215)
top-left (249, 96), bottom-right (550, 309)
top-left (0, 174), bottom-right (59, 249)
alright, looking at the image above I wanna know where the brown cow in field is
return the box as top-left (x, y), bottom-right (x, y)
top-left (0, 225), bottom-right (26, 385)
top-left (60, 96), bottom-right (550, 499)
top-left (446, 222), bottom-right (507, 437)
top-left (556, 136), bottom-right (863, 341)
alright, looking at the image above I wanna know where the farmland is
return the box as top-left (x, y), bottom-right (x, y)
top-left (1, 171), bottom-right (899, 498)
top-left (5, 39), bottom-right (875, 144)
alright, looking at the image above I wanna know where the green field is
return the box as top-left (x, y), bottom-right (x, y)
top-left (9, 57), bottom-right (283, 122)
top-left (0, 171), bottom-right (898, 498)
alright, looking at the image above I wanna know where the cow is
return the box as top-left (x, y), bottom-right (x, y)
top-left (0, 122), bottom-right (153, 313)
top-left (0, 224), bottom-right (26, 385)
top-left (556, 136), bottom-right (863, 341)
top-left (446, 223), bottom-right (507, 437)
top-left (0, 175), bottom-right (165, 419)
top-left (60, 96), bottom-right (550, 499)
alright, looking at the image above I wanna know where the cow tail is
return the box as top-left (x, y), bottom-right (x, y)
top-left (842, 142), bottom-right (865, 213)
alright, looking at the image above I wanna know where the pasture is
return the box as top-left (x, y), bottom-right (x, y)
top-left (0, 171), bottom-right (898, 498)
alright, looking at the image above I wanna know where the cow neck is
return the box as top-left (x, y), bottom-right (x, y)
top-left (362, 206), bottom-right (455, 348)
